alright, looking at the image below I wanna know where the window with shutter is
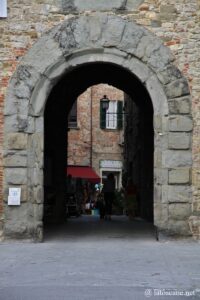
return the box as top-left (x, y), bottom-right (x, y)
top-left (0, 0), bottom-right (7, 18)
top-left (100, 100), bottom-right (123, 130)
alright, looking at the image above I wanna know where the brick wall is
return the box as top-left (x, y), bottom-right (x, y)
top-left (68, 84), bottom-right (124, 176)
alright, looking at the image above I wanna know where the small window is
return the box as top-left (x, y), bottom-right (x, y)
top-left (100, 100), bottom-right (123, 130)
top-left (0, 0), bottom-right (7, 18)
top-left (68, 100), bottom-right (77, 128)
top-left (106, 101), bottom-right (117, 129)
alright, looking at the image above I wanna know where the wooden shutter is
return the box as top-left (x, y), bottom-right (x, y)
top-left (117, 101), bottom-right (123, 130)
top-left (100, 101), bottom-right (106, 129)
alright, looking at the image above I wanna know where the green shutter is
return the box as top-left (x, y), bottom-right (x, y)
top-left (117, 101), bottom-right (123, 130)
top-left (100, 102), bottom-right (106, 129)
top-left (100, 101), bottom-right (106, 129)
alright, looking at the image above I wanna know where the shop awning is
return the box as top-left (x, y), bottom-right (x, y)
top-left (67, 166), bottom-right (100, 183)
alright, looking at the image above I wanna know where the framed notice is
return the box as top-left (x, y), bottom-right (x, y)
top-left (8, 188), bottom-right (21, 206)
top-left (0, 0), bottom-right (7, 18)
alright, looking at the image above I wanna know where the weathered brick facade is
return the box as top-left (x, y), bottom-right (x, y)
top-left (0, 0), bottom-right (200, 240)
top-left (68, 84), bottom-right (124, 178)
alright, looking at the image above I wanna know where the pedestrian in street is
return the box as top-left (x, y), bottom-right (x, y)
top-left (103, 173), bottom-right (115, 220)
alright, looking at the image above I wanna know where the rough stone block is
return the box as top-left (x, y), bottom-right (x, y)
top-left (4, 88), bottom-right (18, 116)
top-left (102, 15), bottom-right (125, 47)
top-left (154, 203), bottom-right (168, 229)
top-left (160, 5), bottom-right (177, 14)
top-left (165, 78), bottom-right (190, 99)
top-left (34, 186), bottom-right (44, 204)
top-left (168, 132), bottom-right (191, 149)
top-left (168, 96), bottom-right (191, 114)
top-left (119, 22), bottom-right (145, 55)
top-left (4, 115), bottom-right (20, 133)
top-left (147, 44), bottom-right (174, 71)
top-left (15, 81), bottom-right (31, 99)
top-left (4, 133), bottom-right (28, 150)
top-left (4, 115), bottom-right (35, 133)
top-left (169, 116), bottom-right (193, 132)
top-left (154, 150), bottom-right (162, 167)
top-left (35, 117), bottom-right (44, 133)
top-left (188, 216), bottom-right (200, 239)
top-left (34, 204), bottom-right (43, 221)
top-left (168, 168), bottom-right (190, 184)
top-left (60, 0), bottom-right (144, 12)
top-left (28, 167), bottom-right (43, 187)
top-left (29, 76), bottom-right (53, 116)
top-left (168, 220), bottom-right (191, 236)
top-left (4, 203), bottom-right (29, 222)
top-left (154, 116), bottom-right (162, 131)
top-left (22, 34), bottom-right (63, 75)
top-left (28, 134), bottom-right (44, 168)
top-left (125, 57), bottom-right (151, 83)
top-left (161, 185), bottom-right (169, 203)
top-left (154, 185), bottom-right (162, 203)
top-left (3, 152), bottom-right (27, 167)
top-left (154, 168), bottom-right (168, 185)
top-left (157, 65), bottom-right (182, 85)
top-left (169, 203), bottom-right (191, 221)
top-left (4, 168), bottom-right (27, 185)
top-left (163, 150), bottom-right (192, 167)
top-left (165, 185), bottom-right (192, 203)
top-left (192, 201), bottom-right (200, 213)
top-left (155, 133), bottom-right (168, 151)
top-left (146, 75), bottom-right (168, 115)
top-left (4, 221), bottom-right (28, 239)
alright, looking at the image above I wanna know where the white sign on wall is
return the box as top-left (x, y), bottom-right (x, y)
top-left (8, 188), bottom-right (21, 206)
top-left (100, 160), bottom-right (122, 169)
top-left (0, 0), bottom-right (7, 18)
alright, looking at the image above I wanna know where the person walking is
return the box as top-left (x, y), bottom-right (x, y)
top-left (103, 173), bottom-right (115, 220)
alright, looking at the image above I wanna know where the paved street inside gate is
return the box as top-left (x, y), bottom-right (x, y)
top-left (0, 215), bottom-right (200, 300)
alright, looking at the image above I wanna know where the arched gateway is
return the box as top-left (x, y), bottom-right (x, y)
top-left (3, 13), bottom-right (192, 241)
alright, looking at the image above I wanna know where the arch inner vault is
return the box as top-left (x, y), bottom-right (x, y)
top-left (3, 13), bottom-right (192, 241)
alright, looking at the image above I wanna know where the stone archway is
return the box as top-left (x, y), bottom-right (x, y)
top-left (3, 13), bottom-right (192, 241)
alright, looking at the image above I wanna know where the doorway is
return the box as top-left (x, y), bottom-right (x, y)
top-left (43, 63), bottom-right (154, 229)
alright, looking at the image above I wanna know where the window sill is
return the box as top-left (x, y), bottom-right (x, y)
top-left (101, 128), bottom-right (121, 132)
top-left (68, 126), bottom-right (80, 130)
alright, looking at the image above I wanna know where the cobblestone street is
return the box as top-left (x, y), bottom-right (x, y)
top-left (0, 216), bottom-right (199, 300)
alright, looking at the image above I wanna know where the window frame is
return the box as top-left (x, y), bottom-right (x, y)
top-left (100, 100), bottom-right (123, 130)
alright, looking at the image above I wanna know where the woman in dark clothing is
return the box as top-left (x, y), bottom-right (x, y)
top-left (103, 173), bottom-right (115, 220)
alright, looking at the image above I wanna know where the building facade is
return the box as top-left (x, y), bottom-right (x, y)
top-left (0, 1), bottom-right (199, 240)
top-left (68, 84), bottom-right (124, 189)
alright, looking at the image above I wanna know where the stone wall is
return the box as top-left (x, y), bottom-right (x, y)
top-left (0, 0), bottom-right (200, 239)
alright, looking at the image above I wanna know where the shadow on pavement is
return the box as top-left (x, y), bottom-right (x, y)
top-left (44, 215), bottom-right (156, 242)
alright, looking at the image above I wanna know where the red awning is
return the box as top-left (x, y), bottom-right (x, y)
top-left (67, 166), bottom-right (100, 183)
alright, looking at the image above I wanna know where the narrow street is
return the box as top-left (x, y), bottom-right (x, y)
top-left (0, 216), bottom-right (199, 300)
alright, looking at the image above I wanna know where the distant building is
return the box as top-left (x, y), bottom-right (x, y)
top-left (67, 84), bottom-right (124, 190)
